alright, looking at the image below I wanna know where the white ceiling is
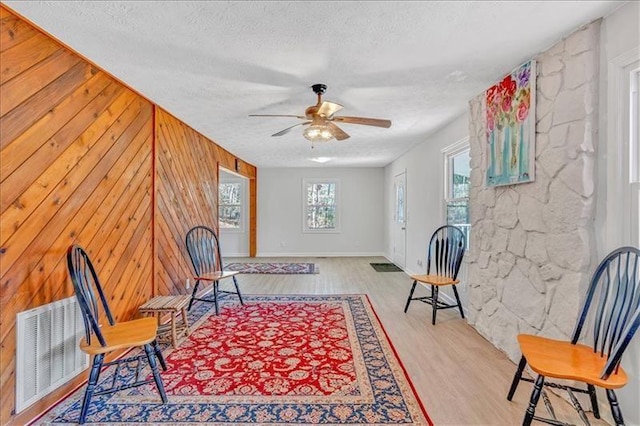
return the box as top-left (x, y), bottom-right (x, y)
top-left (4, 1), bottom-right (625, 168)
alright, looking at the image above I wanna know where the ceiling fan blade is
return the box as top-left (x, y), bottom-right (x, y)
top-left (316, 101), bottom-right (343, 118)
top-left (249, 114), bottom-right (306, 119)
top-left (326, 121), bottom-right (350, 141)
top-left (272, 121), bottom-right (311, 137)
top-left (333, 116), bottom-right (392, 128)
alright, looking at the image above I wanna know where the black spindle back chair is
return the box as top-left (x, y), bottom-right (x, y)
top-left (67, 245), bottom-right (167, 424)
top-left (507, 246), bottom-right (640, 426)
top-left (185, 225), bottom-right (243, 314)
top-left (404, 225), bottom-right (466, 324)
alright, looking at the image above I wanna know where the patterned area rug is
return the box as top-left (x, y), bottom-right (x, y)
top-left (38, 295), bottom-right (431, 425)
top-left (224, 262), bottom-right (318, 274)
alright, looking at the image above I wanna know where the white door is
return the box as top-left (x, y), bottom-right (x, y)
top-left (393, 172), bottom-right (407, 268)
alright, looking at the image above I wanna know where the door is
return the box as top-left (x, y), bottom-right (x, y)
top-left (393, 172), bottom-right (407, 268)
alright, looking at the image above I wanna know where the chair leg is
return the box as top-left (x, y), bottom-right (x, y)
top-left (606, 389), bottom-right (624, 426)
top-left (78, 354), bottom-right (104, 424)
top-left (187, 279), bottom-right (201, 311)
top-left (233, 275), bottom-right (244, 305)
top-left (404, 281), bottom-right (418, 313)
top-left (431, 285), bottom-right (439, 325)
top-left (507, 356), bottom-right (527, 401)
top-left (452, 284), bottom-right (465, 319)
top-left (144, 344), bottom-right (168, 404)
top-left (523, 375), bottom-right (545, 426)
top-left (213, 281), bottom-right (219, 315)
top-left (588, 384), bottom-right (600, 419)
top-left (152, 340), bottom-right (167, 371)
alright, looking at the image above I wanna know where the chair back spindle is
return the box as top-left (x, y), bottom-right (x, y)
top-left (427, 225), bottom-right (466, 280)
top-left (67, 245), bottom-right (115, 347)
top-left (571, 247), bottom-right (640, 379)
top-left (186, 226), bottom-right (223, 277)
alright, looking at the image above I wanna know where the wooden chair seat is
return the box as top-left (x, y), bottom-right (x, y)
top-left (410, 274), bottom-right (459, 286)
top-left (518, 334), bottom-right (627, 389)
top-left (79, 317), bottom-right (158, 355)
top-left (195, 270), bottom-right (239, 281)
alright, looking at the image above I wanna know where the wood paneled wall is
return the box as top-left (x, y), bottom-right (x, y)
top-left (155, 109), bottom-right (257, 295)
top-left (0, 6), bottom-right (256, 424)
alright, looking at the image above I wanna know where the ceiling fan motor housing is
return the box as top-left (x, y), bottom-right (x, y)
top-left (311, 83), bottom-right (327, 95)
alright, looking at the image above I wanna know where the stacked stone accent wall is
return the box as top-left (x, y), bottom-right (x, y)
top-left (466, 21), bottom-right (600, 361)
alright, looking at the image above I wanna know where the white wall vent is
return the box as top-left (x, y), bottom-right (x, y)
top-left (15, 296), bottom-right (88, 413)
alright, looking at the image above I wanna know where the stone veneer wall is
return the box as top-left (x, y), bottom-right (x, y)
top-left (466, 21), bottom-right (600, 362)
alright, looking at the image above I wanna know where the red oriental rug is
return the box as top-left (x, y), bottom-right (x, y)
top-left (38, 295), bottom-right (431, 425)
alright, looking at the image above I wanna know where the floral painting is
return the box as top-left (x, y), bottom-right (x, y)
top-left (485, 60), bottom-right (536, 186)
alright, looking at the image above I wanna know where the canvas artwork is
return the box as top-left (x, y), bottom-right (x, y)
top-left (485, 60), bottom-right (536, 187)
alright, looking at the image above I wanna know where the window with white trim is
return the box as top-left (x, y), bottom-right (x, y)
top-left (303, 179), bottom-right (340, 232)
top-left (443, 140), bottom-right (471, 247)
top-left (630, 67), bottom-right (639, 245)
top-left (219, 181), bottom-right (244, 231)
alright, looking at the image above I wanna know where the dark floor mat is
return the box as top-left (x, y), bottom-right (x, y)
top-left (370, 262), bottom-right (404, 272)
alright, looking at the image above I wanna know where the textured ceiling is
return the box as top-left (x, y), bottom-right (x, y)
top-left (4, 1), bottom-right (625, 168)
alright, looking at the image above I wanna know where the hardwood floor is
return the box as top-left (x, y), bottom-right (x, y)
top-left (224, 256), bottom-right (608, 426)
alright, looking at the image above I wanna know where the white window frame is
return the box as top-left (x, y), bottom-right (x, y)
top-left (606, 48), bottom-right (640, 250)
top-left (218, 178), bottom-right (246, 233)
top-left (302, 178), bottom-right (340, 233)
top-left (442, 137), bottom-right (471, 247)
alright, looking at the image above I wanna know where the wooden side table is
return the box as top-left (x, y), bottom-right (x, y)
top-left (138, 295), bottom-right (191, 348)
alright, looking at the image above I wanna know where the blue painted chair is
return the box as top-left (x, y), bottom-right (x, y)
top-left (404, 225), bottom-right (466, 324)
top-left (185, 225), bottom-right (243, 315)
top-left (507, 246), bottom-right (640, 426)
top-left (66, 245), bottom-right (167, 424)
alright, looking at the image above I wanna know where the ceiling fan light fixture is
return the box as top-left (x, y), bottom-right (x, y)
top-left (303, 123), bottom-right (334, 143)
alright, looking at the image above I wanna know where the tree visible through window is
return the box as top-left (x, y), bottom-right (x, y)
top-left (444, 144), bottom-right (470, 246)
top-left (219, 182), bottom-right (242, 229)
top-left (304, 179), bottom-right (339, 232)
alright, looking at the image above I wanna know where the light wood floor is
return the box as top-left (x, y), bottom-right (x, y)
top-left (223, 256), bottom-right (608, 426)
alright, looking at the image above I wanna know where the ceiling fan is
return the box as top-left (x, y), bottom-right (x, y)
top-left (249, 84), bottom-right (392, 144)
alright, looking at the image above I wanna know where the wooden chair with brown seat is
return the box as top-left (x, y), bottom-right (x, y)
top-left (185, 225), bottom-right (244, 315)
top-left (404, 225), bottom-right (466, 324)
top-left (66, 245), bottom-right (168, 425)
top-left (507, 246), bottom-right (640, 426)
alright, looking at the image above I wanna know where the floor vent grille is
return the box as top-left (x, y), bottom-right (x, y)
top-left (15, 296), bottom-right (88, 413)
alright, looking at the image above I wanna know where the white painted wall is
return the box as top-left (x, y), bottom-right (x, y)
top-left (257, 167), bottom-right (384, 256)
top-left (383, 114), bottom-right (470, 303)
top-left (597, 2), bottom-right (640, 423)
top-left (219, 169), bottom-right (249, 256)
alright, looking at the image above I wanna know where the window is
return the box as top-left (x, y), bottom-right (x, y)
top-left (443, 139), bottom-right (471, 247)
top-left (219, 181), bottom-right (243, 231)
top-left (630, 67), bottom-right (639, 245)
top-left (303, 179), bottom-right (339, 232)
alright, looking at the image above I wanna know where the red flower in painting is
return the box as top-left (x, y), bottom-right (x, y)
top-left (500, 75), bottom-right (517, 113)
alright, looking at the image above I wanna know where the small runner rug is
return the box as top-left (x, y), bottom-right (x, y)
top-left (39, 295), bottom-right (431, 425)
top-left (224, 262), bottom-right (318, 274)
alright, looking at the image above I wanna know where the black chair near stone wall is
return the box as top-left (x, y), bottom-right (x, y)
top-left (507, 246), bottom-right (640, 426)
top-left (403, 225), bottom-right (466, 325)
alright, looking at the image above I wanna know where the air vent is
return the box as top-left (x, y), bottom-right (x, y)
top-left (15, 296), bottom-right (88, 413)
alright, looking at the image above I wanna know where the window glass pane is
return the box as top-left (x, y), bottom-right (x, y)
top-left (220, 183), bottom-right (241, 204)
top-left (219, 206), bottom-right (241, 228)
top-left (219, 182), bottom-right (242, 230)
top-left (305, 182), bottom-right (337, 230)
top-left (452, 150), bottom-right (470, 198)
top-left (307, 206), bottom-right (336, 229)
top-left (396, 182), bottom-right (405, 223)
